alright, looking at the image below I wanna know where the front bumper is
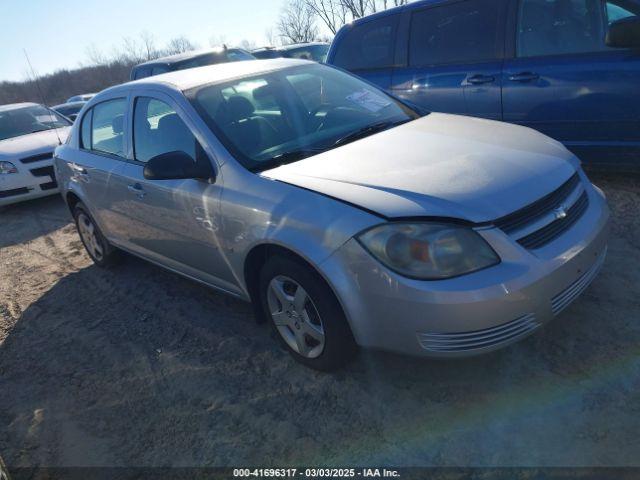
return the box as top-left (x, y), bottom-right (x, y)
top-left (320, 182), bottom-right (610, 357)
top-left (0, 162), bottom-right (58, 207)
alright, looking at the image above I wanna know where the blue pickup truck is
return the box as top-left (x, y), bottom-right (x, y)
top-left (327, 0), bottom-right (640, 168)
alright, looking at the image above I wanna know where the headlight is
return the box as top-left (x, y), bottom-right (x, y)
top-left (0, 161), bottom-right (18, 174)
top-left (357, 222), bottom-right (500, 280)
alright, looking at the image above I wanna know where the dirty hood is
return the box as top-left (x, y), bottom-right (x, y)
top-left (261, 113), bottom-right (578, 222)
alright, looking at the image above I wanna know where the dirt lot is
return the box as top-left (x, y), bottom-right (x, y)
top-left (1, 172), bottom-right (639, 468)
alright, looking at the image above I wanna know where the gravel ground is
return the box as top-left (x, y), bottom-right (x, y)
top-left (0, 172), bottom-right (639, 468)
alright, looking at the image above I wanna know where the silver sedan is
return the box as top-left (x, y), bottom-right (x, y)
top-left (54, 59), bottom-right (610, 370)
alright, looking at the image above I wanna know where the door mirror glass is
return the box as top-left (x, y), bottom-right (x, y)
top-left (143, 151), bottom-right (213, 180)
top-left (606, 16), bottom-right (640, 48)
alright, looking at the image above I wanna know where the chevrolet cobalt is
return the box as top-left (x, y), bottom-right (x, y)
top-left (54, 59), bottom-right (610, 370)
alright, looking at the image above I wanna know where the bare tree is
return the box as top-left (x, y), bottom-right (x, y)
top-left (277, 0), bottom-right (319, 44)
top-left (165, 36), bottom-right (198, 55)
top-left (303, 0), bottom-right (408, 33)
top-left (139, 31), bottom-right (159, 60)
top-left (303, 0), bottom-right (348, 34)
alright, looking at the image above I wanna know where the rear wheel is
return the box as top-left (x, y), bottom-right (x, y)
top-left (73, 202), bottom-right (118, 267)
top-left (259, 255), bottom-right (357, 371)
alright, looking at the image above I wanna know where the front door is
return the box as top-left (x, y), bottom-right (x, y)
top-left (118, 93), bottom-right (237, 292)
top-left (391, 0), bottom-right (508, 120)
top-left (502, 0), bottom-right (640, 166)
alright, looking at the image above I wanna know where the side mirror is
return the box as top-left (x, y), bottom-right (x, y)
top-left (606, 16), bottom-right (640, 49)
top-left (143, 151), bottom-right (213, 181)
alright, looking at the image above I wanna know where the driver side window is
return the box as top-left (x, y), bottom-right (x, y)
top-left (133, 97), bottom-right (198, 163)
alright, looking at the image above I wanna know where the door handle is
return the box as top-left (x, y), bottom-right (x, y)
top-left (127, 183), bottom-right (146, 199)
top-left (467, 74), bottom-right (495, 85)
top-left (411, 78), bottom-right (429, 90)
top-left (508, 72), bottom-right (540, 82)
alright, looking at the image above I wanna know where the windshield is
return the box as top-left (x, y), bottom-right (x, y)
top-left (188, 64), bottom-right (420, 171)
top-left (283, 44), bottom-right (330, 62)
top-left (0, 105), bottom-right (70, 142)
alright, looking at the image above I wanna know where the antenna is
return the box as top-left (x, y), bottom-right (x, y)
top-left (23, 49), bottom-right (62, 145)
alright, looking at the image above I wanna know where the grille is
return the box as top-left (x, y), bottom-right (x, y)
top-left (495, 173), bottom-right (580, 234)
top-left (518, 191), bottom-right (589, 250)
top-left (30, 165), bottom-right (55, 177)
top-left (19, 152), bottom-right (54, 164)
top-left (29, 165), bottom-right (58, 190)
top-left (0, 187), bottom-right (30, 198)
top-left (417, 313), bottom-right (539, 353)
top-left (551, 248), bottom-right (607, 316)
top-left (494, 172), bottom-right (588, 249)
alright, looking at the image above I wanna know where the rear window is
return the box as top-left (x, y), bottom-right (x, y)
top-left (333, 14), bottom-right (400, 70)
top-left (409, 0), bottom-right (503, 66)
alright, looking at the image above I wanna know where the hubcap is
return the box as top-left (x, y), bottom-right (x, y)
top-left (77, 213), bottom-right (104, 261)
top-left (267, 275), bottom-right (325, 359)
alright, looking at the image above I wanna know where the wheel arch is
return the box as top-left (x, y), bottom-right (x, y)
top-left (243, 242), bottom-right (352, 330)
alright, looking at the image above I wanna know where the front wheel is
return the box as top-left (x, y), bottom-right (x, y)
top-left (259, 255), bottom-right (357, 371)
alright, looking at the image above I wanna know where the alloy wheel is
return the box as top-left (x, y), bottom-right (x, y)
top-left (267, 275), bottom-right (325, 358)
top-left (77, 212), bottom-right (104, 261)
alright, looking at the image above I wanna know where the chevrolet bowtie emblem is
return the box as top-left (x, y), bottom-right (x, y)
top-left (553, 205), bottom-right (568, 220)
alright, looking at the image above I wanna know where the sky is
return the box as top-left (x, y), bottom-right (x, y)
top-left (0, 0), bottom-right (290, 82)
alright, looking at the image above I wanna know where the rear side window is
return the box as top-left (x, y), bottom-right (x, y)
top-left (133, 97), bottom-right (198, 163)
top-left (80, 109), bottom-right (92, 149)
top-left (91, 99), bottom-right (127, 157)
top-left (133, 67), bottom-right (151, 80)
top-left (333, 14), bottom-right (400, 70)
top-left (151, 65), bottom-right (170, 76)
top-left (409, 0), bottom-right (503, 66)
top-left (517, 0), bottom-right (608, 57)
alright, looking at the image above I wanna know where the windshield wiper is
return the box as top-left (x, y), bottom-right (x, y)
top-left (333, 119), bottom-right (410, 148)
top-left (250, 147), bottom-right (325, 173)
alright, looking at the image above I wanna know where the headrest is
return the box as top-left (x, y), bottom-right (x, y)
top-left (226, 96), bottom-right (255, 122)
top-left (157, 113), bottom-right (183, 133)
top-left (253, 84), bottom-right (276, 101)
top-left (112, 114), bottom-right (124, 135)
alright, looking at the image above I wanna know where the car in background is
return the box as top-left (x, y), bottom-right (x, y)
top-left (55, 59), bottom-right (608, 370)
top-left (67, 93), bottom-right (95, 103)
top-left (52, 101), bottom-right (86, 122)
top-left (327, 0), bottom-right (640, 169)
top-left (252, 42), bottom-right (330, 62)
top-left (130, 47), bottom-right (256, 80)
top-left (0, 103), bottom-right (71, 206)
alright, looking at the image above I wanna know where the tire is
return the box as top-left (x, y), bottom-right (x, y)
top-left (73, 202), bottom-right (118, 267)
top-left (259, 255), bottom-right (357, 371)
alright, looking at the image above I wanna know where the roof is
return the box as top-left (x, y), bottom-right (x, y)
top-left (134, 47), bottom-right (245, 67)
top-left (0, 102), bottom-right (39, 113)
top-left (52, 101), bottom-right (87, 109)
top-left (279, 42), bottom-right (330, 51)
top-left (129, 58), bottom-right (311, 91)
top-left (252, 42), bottom-right (329, 53)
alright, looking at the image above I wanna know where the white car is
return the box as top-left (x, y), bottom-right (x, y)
top-left (0, 103), bottom-right (71, 207)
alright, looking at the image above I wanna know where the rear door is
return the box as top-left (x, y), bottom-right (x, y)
top-left (391, 0), bottom-right (508, 119)
top-left (331, 13), bottom-right (401, 90)
top-left (71, 97), bottom-right (131, 240)
top-left (502, 0), bottom-right (640, 166)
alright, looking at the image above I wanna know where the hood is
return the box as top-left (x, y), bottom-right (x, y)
top-left (261, 114), bottom-right (577, 222)
top-left (0, 128), bottom-right (70, 161)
